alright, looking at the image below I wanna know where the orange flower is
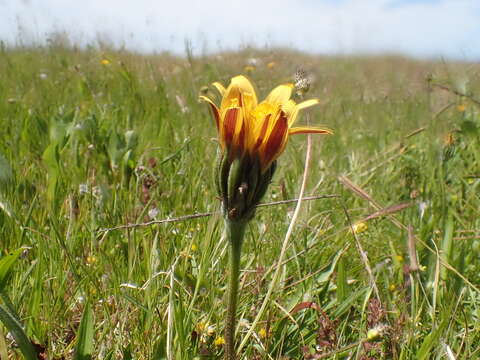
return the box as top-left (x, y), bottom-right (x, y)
top-left (200, 75), bottom-right (331, 172)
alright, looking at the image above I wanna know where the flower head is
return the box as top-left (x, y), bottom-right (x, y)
top-left (201, 75), bottom-right (331, 221)
top-left (267, 61), bottom-right (276, 69)
top-left (214, 335), bottom-right (225, 346)
top-left (352, 221), bottom-right (368, 234)
top-left (201, 75), bottom-right (330, 172)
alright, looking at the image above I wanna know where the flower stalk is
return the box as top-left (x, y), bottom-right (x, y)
top-left (224, 220), bottom-right (246, 359)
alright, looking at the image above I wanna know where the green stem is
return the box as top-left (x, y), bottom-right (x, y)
top-left (225, 220), bottom-right (247, 360)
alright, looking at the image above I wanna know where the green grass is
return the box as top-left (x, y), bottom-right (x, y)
top-left (1, 43), bottom-right (480, 359)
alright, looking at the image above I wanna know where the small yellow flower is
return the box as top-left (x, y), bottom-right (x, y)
top-left (191, 243), bottom-right (198, 252)
top-left (389, 284), bottom-right (396, 292)
top-left (352, 222), bottom-right (368, 234)
top-left (100, 59), bottom-right (110, 65)
top-left (244, 65), bottom-right (255, 73)
top-left (395, 255), bottom-right (404, 263)
top-left (267, 61), bottom-right (276, 69)
top-left (457, 104), bottom-right (466, 112)
top-left (86, 255), bottom-right (97, 265)
top-left (214, 336), bottom-right (225, 346)
top-left (258, 327), bottom-right (267, 339)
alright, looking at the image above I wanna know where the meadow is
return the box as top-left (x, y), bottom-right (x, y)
top-left (0, 43), bottom-right (479, 359)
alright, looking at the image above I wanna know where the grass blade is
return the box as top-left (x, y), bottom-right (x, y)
top-left (0, 247), bottom-right (25, 290)
top-left (73, 302), bottom-right (95, 360)
top-left (0, 304), bottom-right (38, 360)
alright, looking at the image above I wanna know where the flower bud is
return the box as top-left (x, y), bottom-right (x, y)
top-left (216, 152), bottom-right (276, 222)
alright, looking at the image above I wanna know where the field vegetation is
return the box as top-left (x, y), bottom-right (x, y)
top-left (1, 43), bottom-right (479, 359)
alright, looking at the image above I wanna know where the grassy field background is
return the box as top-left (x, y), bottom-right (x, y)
top-left (1, 43), bottom-right (480, 359)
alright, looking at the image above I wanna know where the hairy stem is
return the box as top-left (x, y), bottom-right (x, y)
top-left (225, 220), bottom-right (246, 360)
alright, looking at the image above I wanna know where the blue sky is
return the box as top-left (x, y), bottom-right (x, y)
top-left (0, 0), bottom-right (478, 60)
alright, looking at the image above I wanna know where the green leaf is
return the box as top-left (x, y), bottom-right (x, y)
top-left (416, 324), bottom-right (445, 360)
top-left (460, 120), bottom-right (478, 136)
top-left (440, 212), bottom-right (454, 281)
top-left (42, 142), bottom-right (60, 173)
top-left (42, 143), bottom-right (60, 205)
top-left (73, 302), bottom-right (95, 360)
top-left (333, 286), bottom-right (369, 318)
top-left (0, 304), bottom-right (38, 360)
top-left (336, 256), bottom-right (348, 302)
top-left (0, 248), bottom-right (25, 290)
top-left (316, 246), bottom-right (346, 283)
top-left (122, 344), bottom-right (133, 360)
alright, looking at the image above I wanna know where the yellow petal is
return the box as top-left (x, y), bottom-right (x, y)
top-left (259, 111), bottom-right (289, 170)
top-left (265, 83), bottom-right (294, 105)
top-left (297, 98), bottom-right (320, 110)
top-left (289, 126), bottom-right (333, 135)
top-left (249, 113), bottom-right (271, 152)
top-left (282, 100), bottom-right (296, 115)
top-left (231, 75), bottom-right (258, 110)
top-left (220, 76), bottom-right (258, 112)
top-left (282, 100), bottom-right (298, 126)
top-left (285, 99), bottom-right (320, 126)
top-left (221, 84), bottom-right (242, 110)
top-left (221, 107), bottom-right (243, 151)
top-left (212, 82), bottom-right (226, 96)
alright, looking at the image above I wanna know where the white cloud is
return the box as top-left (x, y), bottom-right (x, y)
top-left (0, 0), bottom-right (478, 60)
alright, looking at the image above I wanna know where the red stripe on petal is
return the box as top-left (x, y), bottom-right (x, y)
top-left (254, 114), bottom-right (271, 150)
top-left (233, 113), bottom-right (246, 157)
top-left (262, 112), bottom-right (288, 168)
top-left (223, 108), bottom-right (239, 148)
top-left (200, 96), bottom-right (220, 130)
top-left (209, 104), bottom-right (220, 130)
